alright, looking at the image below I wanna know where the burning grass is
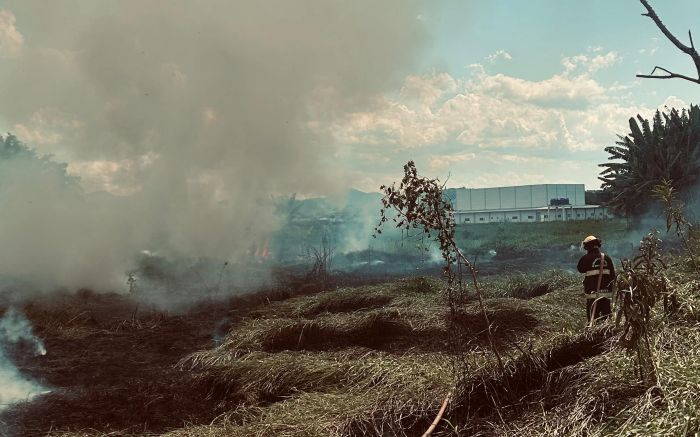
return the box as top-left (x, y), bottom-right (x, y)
top-left (1, 292), bottom-right (238, 436)
top-left (10, 266), bottom-right (700, 437)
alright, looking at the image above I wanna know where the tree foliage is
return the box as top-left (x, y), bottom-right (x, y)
top-left (376, 161), bottom-right (456, 268)
top-left (0, 133), bottom-right (77, 186)
top-left (599, 105), bottom-right (700, 217)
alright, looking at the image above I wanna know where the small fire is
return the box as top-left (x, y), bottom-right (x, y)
top-left (253, 239), bottom-right (271, 260)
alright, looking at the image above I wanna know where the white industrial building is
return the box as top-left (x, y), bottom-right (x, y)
top-left (447, 184), bottom-right (612, 225)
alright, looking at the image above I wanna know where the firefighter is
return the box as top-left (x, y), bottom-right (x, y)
top-left (577, 235), bottom-right (615, 324)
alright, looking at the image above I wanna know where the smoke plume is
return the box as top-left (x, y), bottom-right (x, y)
top-left (0, 308), bottom-right (48, 413)
top-left (0, 1), bottom-right (427, 294)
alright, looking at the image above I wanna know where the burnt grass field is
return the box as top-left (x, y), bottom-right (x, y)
top-left (2, 220), bottom-right (700, 436)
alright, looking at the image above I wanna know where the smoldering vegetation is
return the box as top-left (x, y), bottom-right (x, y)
top-left (0, 0), bottom-right (428, 301)
top-left (0, 306), bottom-right (48, 431)
top-left (0, 1), bottom-right (432, 427)
top-left (2, 244), bottom-right (699, 436)
top-left (0, 127), bottom-right (650, 312)
top-left (2, 2), bottom-right (699, 435)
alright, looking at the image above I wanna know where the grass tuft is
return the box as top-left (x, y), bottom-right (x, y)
top-left (481, 269), bottom-right (579, 299)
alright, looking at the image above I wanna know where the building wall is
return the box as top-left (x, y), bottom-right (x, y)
top-left (472, 189), bottom-right (485, 211)
top-left (454, 206), bottom-right (613, 225)
top-left (452, 184), bottom-right (586, 211)
top-left (485, 188), bottom-right (500, 210)
top-left (456, 188), bottom-right (470, 211)
top-left (532, 185), bottom-right (547, 207)
top-left (449, 183), bottom-right (612, 225)
top-left (501, 186), bottom-right (516, 209)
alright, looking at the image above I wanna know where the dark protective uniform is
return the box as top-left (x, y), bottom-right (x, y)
top-left (577, 248), bottom-right (616, 322)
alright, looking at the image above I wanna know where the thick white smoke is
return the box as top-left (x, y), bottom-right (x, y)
top-left (0, 308), bottom-right (48, 413)
top-left (0, 1), bottom-right (427, 294)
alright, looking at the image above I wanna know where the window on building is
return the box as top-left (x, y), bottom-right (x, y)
top-left (576, 213), bottom-right (581, 217)
top-left (527, 215), bottom-right (533, 219)
top-left (465, 218), bottom-right (470, 222)
top-left (544, 215), bottom-right (548, 218)
top-left (512, 216), bottom-right (518, 220)
top-left (479, 217), bottom-right (484, 221)
top-left (557, 214), bottom-right (562, 218)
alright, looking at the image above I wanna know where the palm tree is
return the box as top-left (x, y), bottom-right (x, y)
top-left (600, 105), bottom-right (700, 218)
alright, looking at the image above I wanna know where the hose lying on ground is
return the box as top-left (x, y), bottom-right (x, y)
top-left (421, 391), bottom-right (452, 437)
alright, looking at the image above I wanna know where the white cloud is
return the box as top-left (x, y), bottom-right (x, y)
top-left (659, 95), bottom-right (688, 111)
top-left (492, 153), bottom-right (551, 164)
top-left (13, 108), bottom-right (84, 154)
top-left (326, 98), bottom-right (452, 148)
top-left (400, 72), bottom-right (458, 107)
top-left (429, 152), bottom-right (475, 170)
top-left (472, 72), bottom-right (605, 108)
top-left (639, 37), bottom-right (660, 56)
top-left (486, 49), bottom-right (512, 64)
top-left (0, 9), bottom-right (23, 58)
top-left (470, 171), bottom-right (548, 188)
top-left (316, 50), bottom-right (650, 155)
top-left (562, 51), bottom-right (620, 74)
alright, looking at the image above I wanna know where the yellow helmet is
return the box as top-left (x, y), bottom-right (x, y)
top-left (583, 235), bottom-right (599, 244)
top-left (582, 235), bottom-right (601, 248)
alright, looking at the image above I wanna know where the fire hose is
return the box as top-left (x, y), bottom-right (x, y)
top-left (423, 255), bottom-right (609, 434)
top-left (587, 252), bottom-right (606, 328)
top-left (421, 390), bottom-right (452, 437)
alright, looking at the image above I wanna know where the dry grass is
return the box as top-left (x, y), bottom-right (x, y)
top-left (159, 274), bottom-right (587, 437)
top-left (171, 267), bottom-right (700, 437)
top-left (473, 271), bottom-right (700, 436)
top-left (601, 324), bottom-right (700, 436)
top-left (216, 308), bottom-right (446, 353)
top-left (172, 350), bottom-right (453, 437)
top-left (480, 270), bottom-right (579, 300)
top-left (480, 323), bottom-right (700, 437)
top-left (14, 265), bottom-right (700, 437)
top-left (451, 326), bottom-right (627, 435)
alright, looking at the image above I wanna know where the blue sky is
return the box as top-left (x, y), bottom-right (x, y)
top-left (323, 0), bottom-right (700, 192)
top-left (0, 0), bottom-right (698, 195)
top-left (423, 0), bottom-right (698, 101)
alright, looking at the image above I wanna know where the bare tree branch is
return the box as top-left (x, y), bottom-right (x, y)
top-left (638, 0), bottom-right (700, 85)
top-left (690, 30), bottom-right (696, 51)
top-left (637, 66), bottom-right (700, 85)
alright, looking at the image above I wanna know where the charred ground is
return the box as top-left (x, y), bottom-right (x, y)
top-left (2, 219), bottom-right (698, 436)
